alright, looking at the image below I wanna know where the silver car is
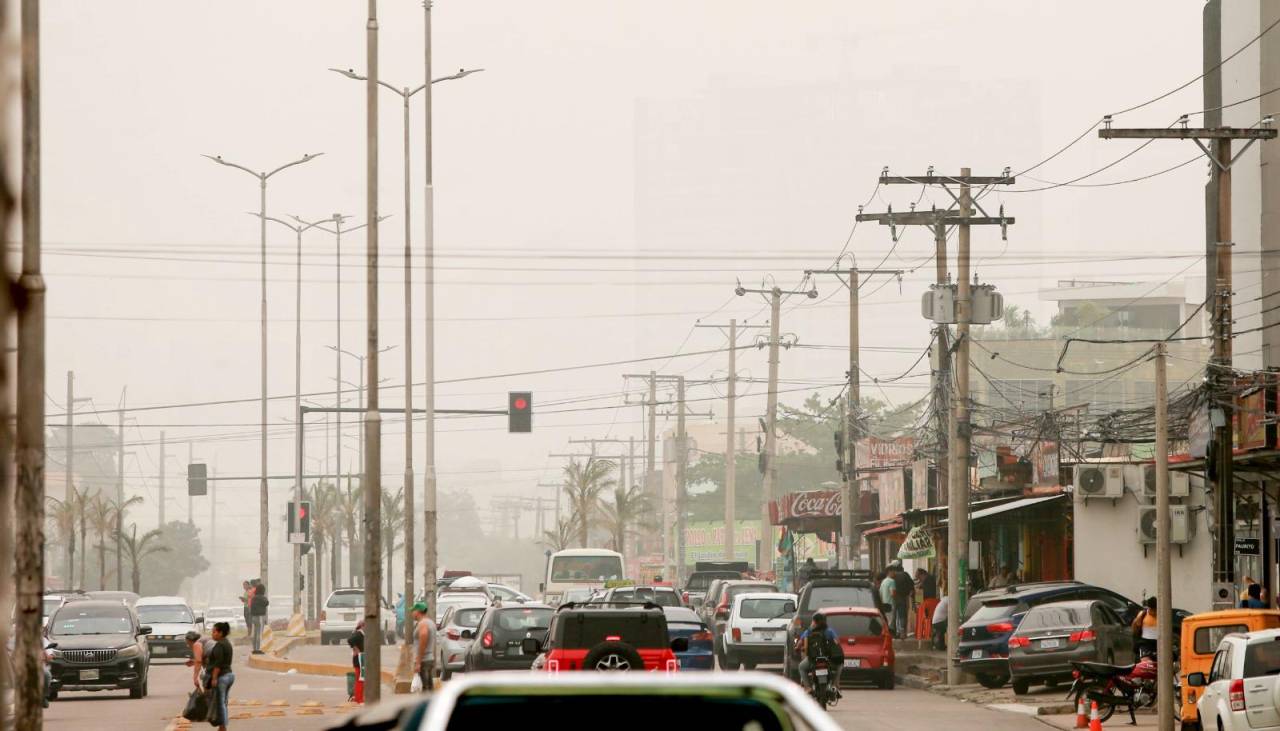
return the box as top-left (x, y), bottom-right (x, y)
top-left (436, 604), bottom-right (487, 681)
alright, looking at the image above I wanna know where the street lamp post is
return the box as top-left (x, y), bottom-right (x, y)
top-left (203, 151), bottom-right (323, 589)
top-left (255, 213), bottom-right (333, 617)
top-left (328, 345), bottom-right (395, 482)
top-left (328, 64), bottom-right (481, 615)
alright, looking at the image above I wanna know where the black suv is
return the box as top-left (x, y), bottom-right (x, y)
top-left (46, 600), bottom-right (152, 700)
top-left (783, 570), bottom-right (877, 681)
top-left (526, 602), bottom-right (687, 671)
top-left (957, 581), bottom-right (1140, 688)
top-left (465, 604), bottom-right (555, 672)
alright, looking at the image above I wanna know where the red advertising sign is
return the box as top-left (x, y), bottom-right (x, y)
top-left (1237, 389), bottom-right (1269, 451)
top-left (1031, 441), bottom-right (1060, 488)
top-left (769, 490), bottom-right (842, 525)
top-left (860, 436), bottom-right (916, 468)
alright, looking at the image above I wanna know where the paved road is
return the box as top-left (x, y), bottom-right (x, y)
top-left (827, 686), bottom-right (1047, 731)
top-left (44, 657), bottom-right (363, 731)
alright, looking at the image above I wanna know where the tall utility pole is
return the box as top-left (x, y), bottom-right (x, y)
top-left (362, 0), bottom-right (383, 702)
top-left (116, 391), bottom-right (125, 590)
top-left (422, 0), bottom-right (438, 620)
top-left (694, 320), bottom-right (766, 562)
top-left (1099, 118), bottom-right (1276, 589)
top-left (734, 283), bottom-right (813, 572)
top-left (1154, 342), bottom-right (1173, 731)
top-left (187, 442), bottom-right (194, 524)
top-left (675, 377), bottom-right (687, 582)
top-left (861, 169), bottom-right (1016, 686)
top-left (65, 371), bottom-right (72, 507)
top-left (805, 267), bottom-right (903, 569)
top-left (158, 431), bottom-right (167, 526)
top-left (16, 0), bottom-right (46, 724)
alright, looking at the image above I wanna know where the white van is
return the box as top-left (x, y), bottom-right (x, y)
top-left (136, 596), bottom-right (203, 660)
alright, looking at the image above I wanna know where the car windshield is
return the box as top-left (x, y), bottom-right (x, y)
top-left (612, 588), bottom-right (680, 608)
top-left (327, 592), bottom-right (364, 609)
top-left (559, 614), bottom-right (667, 648)
top-left (1019, 605), bottom-right (1088, 631)
top-left (496, 608), bottom-right (553, 632)
top-left (826, 614), bottom-right (883, 637)
top-left (206, 607), bottom-right (237, 618)
top-left (740, 598), bottom-right (792, 619)
top-left (42, 598), bottom-right (59, 616)
top-left (1244, 641), bottom-right (1280, 677)
top-left (454, 608), bottom-right (486, 628)
top-left (562, 589), bottom-right (594, 603)
top-left (489, 586), bottom-right (519, 600)
top-left (51, 606), bottom-right (133, 636)
top-left (550, 555), bottom-right (624, 582)
top-left (805, 586), bottom-right (875, 611)
top-left (138, 605), bottom-right (194, 625)
top-left (967, 600), bottom-right (1019, 625)
top-left (687, 572), bottom-right (739, 591)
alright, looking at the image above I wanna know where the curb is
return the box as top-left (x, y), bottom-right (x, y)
top-left (897, 672), bottom-right (1074, 716)
top-left (246, 652), bottom-right (397, 686)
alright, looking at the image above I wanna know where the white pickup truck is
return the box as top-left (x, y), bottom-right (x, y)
top-left (1189, 628), bottom-right (1280, 731)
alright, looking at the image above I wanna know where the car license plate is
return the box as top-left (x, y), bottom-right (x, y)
top-left (759, 632), bottom-right (775, 642)
top-left (814, 668), bottom-right (829, 677)
top-left (1040, 639), bottom-right (1061, 649)
top-left (844, 659), bottom-right (862, 668)
top-left (79, 669), bottom-right (99, 681)
top-left (509, 645), bottom-right (522, 656)
top-left (971, 650), bottom-right (984, 659)
top-left (344, 613), bottom-right (357, 621)
top-left (153, 645), bottom-right (167, 655)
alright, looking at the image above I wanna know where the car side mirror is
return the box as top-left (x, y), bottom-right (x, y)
top-left (138, 625), bottom-right (152, 636)
top-left (783, 601), bottom-right (797, 615)
top-left (196, 616), bottom-right (204, 625)
top-left (521, 638), bottom-right (541, 655)
top-left (460, 629), bottom-right (474, 640)
top-left (46, 642), bottom-right (57, 650)
top-left (671, 637), bottom-right (689, 653)
top-left (1187, 672), bottom-right (1207, 687)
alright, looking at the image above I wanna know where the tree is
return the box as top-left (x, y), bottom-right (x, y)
top-left (72, 485), bottom-right (92, 588)
top-left (596, 484), bottom-right (653, 557)
top-left (138, 521), bottom-right (209, 596)
top-left (305, 481), bottom-right (341, 603)
top-left (85, 493), bottom-right (141, 590)
top-left (337, 479), bottom-right (363, 586)
top-left (561, 459), bottom-right (615, 547)
top-left (115, 524), bottom-right (169, 594)
top-left (381, 487), bottom-right (405, 602)
top-left (46, 495), bottom-right (77, 588)
top-left (539, 517), bottom-right (574, 553)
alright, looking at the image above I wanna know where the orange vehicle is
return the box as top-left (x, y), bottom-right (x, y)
top-left (1178, 609), bottom-right (1280, 731)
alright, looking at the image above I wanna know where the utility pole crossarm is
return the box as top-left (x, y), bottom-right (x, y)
top-left (854, 212), bottom-right (1015, 226)
top-left (879, 175), bottom-right (1015, 186)
top-left (1098, 127), bottom-right (1277, 139)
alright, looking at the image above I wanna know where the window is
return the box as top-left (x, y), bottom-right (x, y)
top-left (1020, 604), bottom-right (1089, 630)
top-left (825, 614), bottom-right (883, 637)
top-left (739, 598), bottom-right (792, 619)
top-left (1196, 626), bottom-right (1248, 656)
top-left (137, 605), bottom-right (194, 625)
top-left (326, 592), bottom-right (364, 609)
top-left (550, 555), bottom-right (624, 582)
top-left (1209, 649), bottom-right (1227, 682)
top-left (1243, 640), bottom-right (1280, 678)
top-left (453, 608), bottom-right (486, 628)
top-left (496, 608), bottom-right (553, 632)
top-left (804, 586), bottom-right (875, 612)
top-left (968, 600), bottom-right (1019, 625)
top-left (560, 615), bottom-right (668, 649)
top-left (51, 606), bottom-right (133, 636)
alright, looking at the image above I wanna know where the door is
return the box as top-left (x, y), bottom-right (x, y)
top-left (1203, 645), bottom-right (1232, 730)
top-left (1098, 605), bottom-right (1133, 664)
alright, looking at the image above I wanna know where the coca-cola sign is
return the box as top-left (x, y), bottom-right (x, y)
top-left (771, 490), bottom-right (842, 524)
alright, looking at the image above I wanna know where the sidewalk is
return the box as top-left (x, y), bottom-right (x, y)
top-left (893, 642), bottom-right (1075, 716)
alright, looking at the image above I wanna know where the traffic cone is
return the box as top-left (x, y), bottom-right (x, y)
top-left (1074, 698), bottom-right (1088, 729)
top-left (1088, 700), bottom-right (1102, 731)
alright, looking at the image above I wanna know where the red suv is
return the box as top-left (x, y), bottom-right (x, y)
top-left (822, 607), bottom-right (895, 689)
top-left (524, 604), bottom-right (687, 672)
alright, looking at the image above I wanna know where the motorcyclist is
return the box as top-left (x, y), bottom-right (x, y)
top-left (797, 611), bottom-right (842, 696)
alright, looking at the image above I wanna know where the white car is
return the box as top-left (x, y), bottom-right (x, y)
top-left (721, 591), bottom-right (797, 670)
top-left (320, 588), bottom-right (397, 645)
top-left (435, 603), bottom-right (487, 681)
top-left (435, 592), bottom-right (489, 625)
top-left (136, 596), bottom-right (204, 660)
top-left (488, 584), bottom-right (533, 604)
top-left (204, 605), bottom-right (246, 634)
top-left (1192, 628), bottom-right (1280, 731)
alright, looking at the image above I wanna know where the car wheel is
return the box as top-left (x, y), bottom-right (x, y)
top-left (881, 670), bottom-right (896, 690)
top-left (129, 681), bottom-right (144, 699)
top-left (583, 641), bottom-right (645, 671)
top-left (441, 668), bottom-right (452, 682)
top-left (46, 689), bottom-right (57, 703)
top-left (743, 661), bottom-right (756, 671)
top-left (1012, 678), bottom-right (1031, 695)
top-left (976, 673), bottom-right (1008, 689)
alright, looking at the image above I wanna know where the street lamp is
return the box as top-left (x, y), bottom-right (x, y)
top-left (327, 345), bottom-right (395, 484)
top-left (254, 212), bottom-right (333, 617)
top-left (203, 151), bottom-right (323, 589)
top-left (327, 63), bottom-right (482, 615)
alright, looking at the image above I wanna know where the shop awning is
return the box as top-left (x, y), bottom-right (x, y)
top-left (863, 520), bottom-right (904, 537)
top-left (941, 493), bottom-right (1066, 524)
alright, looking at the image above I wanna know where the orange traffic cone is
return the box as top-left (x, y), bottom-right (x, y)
top-left (1074, 698), bottom-right (1088, 729)
top-left (1088, 700), bottom-right (1102, 731)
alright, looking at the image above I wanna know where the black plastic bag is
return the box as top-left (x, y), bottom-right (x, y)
top-left (182, 688), bottom-right (209, 722)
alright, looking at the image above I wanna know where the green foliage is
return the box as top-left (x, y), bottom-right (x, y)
top-left (138, 521), bottom-right (208, 596)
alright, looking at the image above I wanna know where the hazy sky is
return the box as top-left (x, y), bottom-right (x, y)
top-left (41, 1), bottom-right (1208, 573)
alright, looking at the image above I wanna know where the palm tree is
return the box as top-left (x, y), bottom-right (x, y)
top-left (539, 517), bottom-right (575, 552)
top-left (114, 524), bottom-right (169, 594)
top-left (596, 484), bottom-right (654, 558)
top-left (337, 479), bottom-right (363, 585)
top-left (46, 496), bottom-right (77, 588)
top-left (71, 484), bottom-right (93, 588)
top-left (306, 481), bottom-right (341, 604)
top-left (561, 458), bottom-right (616, 548)
top-left (85, 494), bottom-right (141, 590)
top-left (381, 487), bottom-right (405, 603)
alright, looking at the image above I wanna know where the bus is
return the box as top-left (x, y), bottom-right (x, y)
top-left (540, 548), bottom-right (625, 606)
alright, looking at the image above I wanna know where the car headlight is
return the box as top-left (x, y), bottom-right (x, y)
top-left (117, 645), bottom-right (141, 659)
top-left (46, 649), bottom-right (61, 660)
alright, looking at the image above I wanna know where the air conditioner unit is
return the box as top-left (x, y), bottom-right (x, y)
top-left (1138, 504), bottom-right (1193, 544)
top-left (1140, 465), bottom-right (1190, 499)
top-left (1077, 464), bottom-right (1124, 499)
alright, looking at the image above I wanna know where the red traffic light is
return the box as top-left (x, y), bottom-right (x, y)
top-left (513, 397), bottom-right (528, 410)
top-left (298, 505), bottom-right (308, 519)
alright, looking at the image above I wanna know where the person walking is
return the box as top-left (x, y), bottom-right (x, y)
top-left (411, 602), bottom-right (435, 692)
top-left (878, 570), bottom-right (896, 636)
top-left (890, 563), bottom-right (912, 639)
top-left (249, 579), bottom-right (269, 654)
top-left (915, 568), bottom-right (939, 642)
top-left (205, 622), bottom-right (235, 731)
top-left (183, 630), bottom-right (215, 690)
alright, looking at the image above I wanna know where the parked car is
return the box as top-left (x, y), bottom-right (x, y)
top-left (135, 596), bottom-right (203, 660)
top-left (45, 600), bottom-right (152, 700)
top-left (84, 590), bottom-right (140, 608)
top-left (663, 606), bottom-right (714, 670)
top-left (706, 580), bottom-right (777, 666)
top-left (436, 604), bottom-right (487, 681)
top-left (464, 604), bottom-right (554, 672)
top-left (1188, 627), bottom-right (1280, 731)
top-left (319, 588), bottom-right (397, 645)
top-left (823, 606), bottom-right (895, 689)
top-left (435, 592), bottom-right (490, 625)
top-left (1007, 599), bottom-right (1135, 695)
top-left (783, 570), bottom-right (878, 682)
top-left (526, 604), bottom-right (686, 672)
top-left (487, 584), bottom-right (533, 604)
top-left (957, 581), bottom-right (1138, 689)
top-left (596, 585), bottom-right (683, 608)
top-left (1179, 610), bottom-right (1280, 731)
top-left (204, 605), bottom-right (246, 634)
top-left (722, 592), bottom-right (796, 670)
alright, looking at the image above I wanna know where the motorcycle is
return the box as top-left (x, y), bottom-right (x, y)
top-left (809, 655), bottom-right (836, 710)
top-left (1066, 654), bottom-right (1179, 725)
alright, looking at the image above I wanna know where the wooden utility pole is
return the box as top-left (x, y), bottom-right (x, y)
top-left (1098, 119), bottom-right (1277, 588)
top-left (860, 169), bottom-right (1015, 687)
top-left (116, 394), bottom-right (125, 590)
top-left (675, 377), bottom-right (687, 582)
top-left (16, 0), bottom-right (45, 724)
top-left (805, 267), bottom-right (903, 569)
top-left (1154, 342), bottom-right (1173, 731)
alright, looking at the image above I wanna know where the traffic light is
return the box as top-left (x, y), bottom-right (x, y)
top-left (188, 463), bottom-right (207, 496)
top-left (508, 391), bottom-right (532, 433)
top-left (287, 501), bottom-right (311, 545)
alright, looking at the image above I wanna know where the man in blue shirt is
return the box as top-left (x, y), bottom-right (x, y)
top-left (797, 612), bottom-right (842, 692)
